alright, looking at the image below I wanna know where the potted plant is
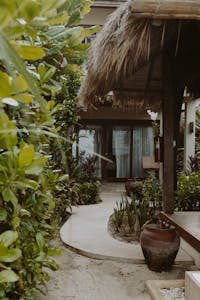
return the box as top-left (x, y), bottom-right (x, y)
top-left (140, 220), bottom-right (180, 272)
top-left (139, 173), bottom-right (180, 272)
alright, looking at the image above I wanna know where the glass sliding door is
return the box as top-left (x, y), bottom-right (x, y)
top-left (112, 127), bottom-right (131, 178)
top-left (73, 126), bottom-right (102, 178)
top-left (73, 123), bottom-right (154, 180)
top-left (132, 126), bottom-right (154, 178)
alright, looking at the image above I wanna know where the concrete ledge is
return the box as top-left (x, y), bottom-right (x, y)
top-left (185, 271), bottom-right (200, 300)
top-left (160, 211), bottom-right (200, 252)
top-left (181, 238), bottom-right (200, 268)
top-left (146, 279), bottom-right (185, 300)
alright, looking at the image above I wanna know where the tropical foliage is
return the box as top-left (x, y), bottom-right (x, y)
top-left (69, 152), bottom-right (101, 205)
top-left (113, 173), bottom-right (162, 239)
top-left (176, 171), bottom-right (200, 211)
top-left (0, 0), bottom-right (96, 298)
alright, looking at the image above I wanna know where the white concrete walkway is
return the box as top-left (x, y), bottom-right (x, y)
top-left (60, 184), bottom-right (194, 266)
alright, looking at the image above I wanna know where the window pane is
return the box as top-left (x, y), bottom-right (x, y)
top-left (132, 126), bottom-right (154, 178)
top-left (112, 127), bottom-right (131, 178)
top-left (73, 127), bottom-right (102, 178)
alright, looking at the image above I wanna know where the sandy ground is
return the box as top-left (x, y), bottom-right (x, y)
top-left (37, 238), bottom-right (189, 300)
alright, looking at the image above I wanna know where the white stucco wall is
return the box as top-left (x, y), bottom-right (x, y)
top-left (184, 100), bottom-right (196, 171)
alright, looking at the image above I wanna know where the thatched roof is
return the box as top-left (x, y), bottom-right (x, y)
top-left (79, 0), bottom-right (200, 108)
top-left (132, 0), bottom-right (200, 20)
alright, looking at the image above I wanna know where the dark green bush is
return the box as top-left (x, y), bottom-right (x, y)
top-left (142, 172), bottom-right (162, 211)
top-left (0, 0), bottom-right (97, 298)
top-left (69, 152), bottom-right (101, 205)
top-left (113, 172), bottom-right (162, 237)
top-left (78, 181), bottom-right (101, 205)
top-left (125, 180), bottom-right (143, 197)
top-left (176, 171), bottom-right (200, 211)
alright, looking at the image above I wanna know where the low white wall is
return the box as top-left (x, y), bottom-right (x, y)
top-left (181, 238), bottom-right (200, 268)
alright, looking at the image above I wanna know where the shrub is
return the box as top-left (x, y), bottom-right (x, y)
top-left (125, 180), bottom-right (143, 197)
top-left (78, 181), bottom-right (101, 205)
top-left (112, 173), bottom-right (162, 238)
top-left (176, 171), bottom-right (200, 211)
top-left (69, 152), bottom-right (101, 205)
top-left (69, 151), bottom-right (98, 182)
top-left (0, 0), bottom-right (97, 298)
top-left (142, 172), bottom-right (162, 211)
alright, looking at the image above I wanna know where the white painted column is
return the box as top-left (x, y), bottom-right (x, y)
top-left (184, 99), bottom-right (196, 172)
top-left (158, 111), bottom-right (163, 183)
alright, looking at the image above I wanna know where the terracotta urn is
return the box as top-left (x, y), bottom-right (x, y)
top-left (140, 223), bottom-right (180, 272)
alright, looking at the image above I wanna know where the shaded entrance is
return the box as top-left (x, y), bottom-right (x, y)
top-left (79, 0), bottom-right (200, 213)
top-left (74, 122), bottom-right (154, 180)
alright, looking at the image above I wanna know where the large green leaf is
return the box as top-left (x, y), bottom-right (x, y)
top-left (36, 232), bottom-right (45, 251)
top-left (14, 93), bottom-right (33, 104)
top-left (19, 145), bottom-right (35, 167)
top-left (2, 188), bottom-right (18, 208)
top-left (40, 0), bottom-right (64, 15)
top-left (0, 31), bottom-right (48, 113)
top-left (20, 1), bottom-right (41, 22)
top-left (25, 157), bottom-right (47, 175)
top-left (41, 12), bottom-right (69, 25)
top-left (11, 217), bottom-right (20, 230)
top-left (0, 248), bottom-right (21, 263)
top-left (0, 209), bottom-right (7, 221)
top-left (43, 25), bottom-right (65, 39)
top-left (0, 71), bottom-right (13, 97)
top-left (14, 178), bottom-right (38, 190)
top-left (0, 245), bottom-right (7, 258)
top-left (12, 43), bottom-right (45, 61)
top-left (66, 10), bottom-right (81, 27)
top-left (0, 270), bottom-right (19, 283)
top-left (0, 112), bottom-right (18, 149)
top-left (0, 231), bottom-right (18, 247)
top-left (81, 0), bottom-right (92, 15)
top-left (0, 7), bottom-right (11, 28)
top-left (19, 209), bottom-right (31, 217)
top-left (39, 66), bottom-right (56, 84)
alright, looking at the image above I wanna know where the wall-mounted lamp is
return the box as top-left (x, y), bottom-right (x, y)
top-left (189, 122), bottom-right (194, 133)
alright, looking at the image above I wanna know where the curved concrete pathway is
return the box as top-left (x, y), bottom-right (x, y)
top-left (60, 184), bottom-right (193, 265)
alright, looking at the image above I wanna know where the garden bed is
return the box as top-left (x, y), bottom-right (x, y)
top-left (107, 213), bottom-right (140, 244)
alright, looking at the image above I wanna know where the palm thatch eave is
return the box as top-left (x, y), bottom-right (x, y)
top-left (79, 0), bottom-right (200, 107)
top-left (132, 0), bottom-right (200, 21)
top-left (79, 1), bottom-right (152, 106)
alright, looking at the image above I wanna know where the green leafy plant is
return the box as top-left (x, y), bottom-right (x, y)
top-left (112, 172), bottom-right (162, 239)
top-left (0, 230), bottom-right (21, 297)
top-left (142, 172), bottom-right (162, 212)
top-left (125, 180), bottom-right (143, 197)
top-left (0, 0), bottom-right (96, 298)
top-left (176, 171), bottom-right (200, 211)
top-left (49, 173), bottom-right (81, 228)
top-left (69, 152), bottom-right (101, 205)
top-left (113, 199), bottom-right (126, 232)
top-left (78, 181), bottom-right (101, 205)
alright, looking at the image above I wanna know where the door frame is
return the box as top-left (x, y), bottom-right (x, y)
top-left (78, 119), bottom-right (153, 181)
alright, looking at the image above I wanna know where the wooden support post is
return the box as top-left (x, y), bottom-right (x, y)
top-left (162, 56), bottom-right (175, 214)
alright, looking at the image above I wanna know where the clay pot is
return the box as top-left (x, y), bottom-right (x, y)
top-left (140, 223), bottom-right (180, 272)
